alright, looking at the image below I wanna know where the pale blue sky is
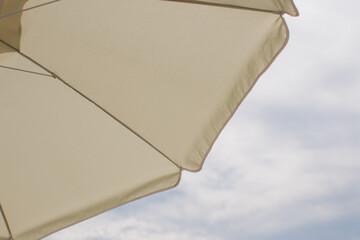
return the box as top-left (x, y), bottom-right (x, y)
top-left (46, 0), bottom-right (360, 239)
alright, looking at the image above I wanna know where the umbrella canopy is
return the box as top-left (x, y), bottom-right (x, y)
top-left (0, 0), bottom-right (297, 239)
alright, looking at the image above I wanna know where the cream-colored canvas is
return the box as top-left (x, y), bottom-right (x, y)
top-left (0, 0), bottom-right (297, 239)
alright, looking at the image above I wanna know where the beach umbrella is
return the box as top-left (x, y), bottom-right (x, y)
top-left (0, 0), bottom-right (298, 239)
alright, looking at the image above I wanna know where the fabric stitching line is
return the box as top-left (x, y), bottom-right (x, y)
top-left (163, 0), bottom-right (286, 15)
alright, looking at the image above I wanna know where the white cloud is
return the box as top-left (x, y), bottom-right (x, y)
top-left (46, 214), bottom-right (220, 240)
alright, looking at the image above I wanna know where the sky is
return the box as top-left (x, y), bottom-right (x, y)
top-left (46, 0), bottom-right (360, 239)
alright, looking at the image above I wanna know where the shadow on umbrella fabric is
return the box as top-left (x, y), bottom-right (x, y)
top-left (0, 0), bottom-right (298, 239)
top-left (0, 0), bottom-right (27, 53)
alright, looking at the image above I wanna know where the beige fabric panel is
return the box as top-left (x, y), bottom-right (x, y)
top-left (0, 47), bottom-right (181, 240)
top-left (186, 0), bottom-right (299, 16)
top-left (17, 0), bottom-right (289, 171)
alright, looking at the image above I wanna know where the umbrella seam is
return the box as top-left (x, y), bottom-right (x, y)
top-left (164, 0), bottom-right (287, 16)
top-left (0, 0), bottom-right (61, 19)
top-left (0, 39), bottom-right (182, 172)
top-left (0, 0), bottom-right (296, 18)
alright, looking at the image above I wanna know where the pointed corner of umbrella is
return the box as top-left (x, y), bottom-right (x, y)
top-left (289, 0), bottom-right (300, 17)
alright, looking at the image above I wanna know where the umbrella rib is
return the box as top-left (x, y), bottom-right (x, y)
top-left (0, 39), bottom-right (182, 171)
top-left (0, 0), bottom-right (61, 19)
top-left (0, 203), bottom-right (13, 240)
top-left (163, 0), bottom-right (284, 15)
top-left (0, 65), bottom-right (54, 77)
